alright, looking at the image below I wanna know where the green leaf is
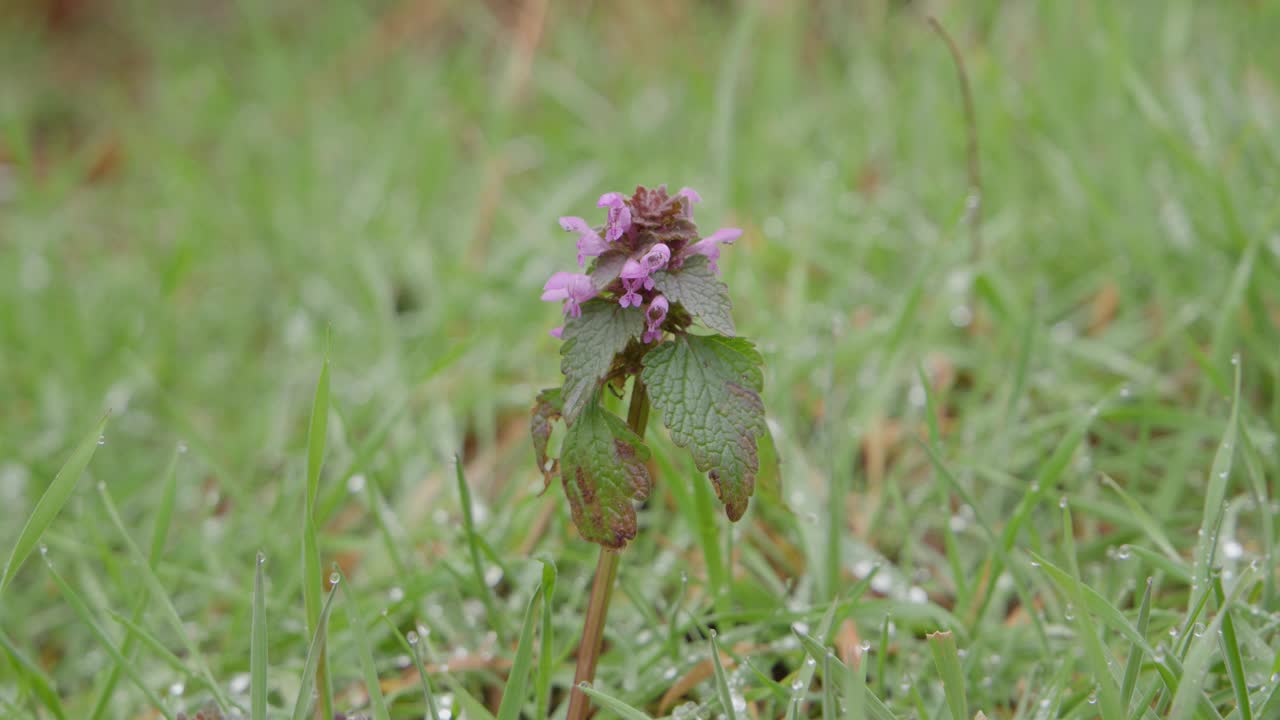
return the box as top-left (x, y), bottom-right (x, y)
top-left (530, 388), bottom-right (563, 488)
top-left (653, 255), bottom-right (736, 336)
top-left (560, 299), bottom-right (645, 422)
top-left (559, 397), bottom-right (653, 548)
top-left (642, 334), bottom-right (766, 520)
top-left (1, 414), bottom-right (107, 596)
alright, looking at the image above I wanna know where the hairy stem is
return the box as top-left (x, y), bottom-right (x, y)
top-left (565, 379), bottom-right (649, 720)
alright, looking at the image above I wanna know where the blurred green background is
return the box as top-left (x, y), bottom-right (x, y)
top-left (2, 0), bottom-right (1279, 718)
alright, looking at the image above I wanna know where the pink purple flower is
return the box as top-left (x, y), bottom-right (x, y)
top-left (684, 227), bottom-right (742, 274)
top-left (677, 187), bottom-right (701, 216)
top-left (559, 216), bottom-right (609, 267)
top-left (597, 192), bottom-right (632, 242)
top-left (619, 278), bottom-right (644, 308)
top-left (620, 243), bottom-right (671, 292)
top-left (644, 295), bottom-right (669, 343)
top-left (541, 272), bottom-right (598, 318)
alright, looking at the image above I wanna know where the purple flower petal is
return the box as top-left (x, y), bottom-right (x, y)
top-left (560, 215), bottom-right (609, 266)
top-left (549, 326), bottom-right (564, 339)
top-left (684, 228), bottom-right (742, 274)
top-left (618, 278), bottom-right (643, 308)
top-left (597, 192), bottom-right (632, 242)
top-left (643, 294), bottom-right (669, 343)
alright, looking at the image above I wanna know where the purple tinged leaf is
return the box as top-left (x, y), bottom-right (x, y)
top-left (530, 388), bottom-right (563, 490)
top-left (559, 397), bottom-right (652, 548)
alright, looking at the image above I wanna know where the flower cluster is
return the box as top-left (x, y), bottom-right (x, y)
top-left (542, 185), bottom-right (741, 340)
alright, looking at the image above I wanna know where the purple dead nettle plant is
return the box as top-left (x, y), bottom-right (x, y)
top-left (531, 185), bottom-right (770, 719)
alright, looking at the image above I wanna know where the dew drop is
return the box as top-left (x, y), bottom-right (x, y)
top-left (407, 630), bottom-right (419, 645)
top-left (791, 621), bottom-right (810, 635)
top-left (578, 681), bottom-right (592, 690)
top-left (1087, 690), bottom-right (1098, 705)
top-left (1116, 545), bottom-right (1132, 560)
top-left (97, 435), bottom-right (106, 446)
top-left (709, 628), bottom-right (718, 639)
top-left (1058, 496), bottom-right (1068, 509)
top-left (1230, 353), bottom-right (1240, 367)
top-left (804, 657), bottom-right (817, 668)
top-left (791, 679), bottom-right (806, 692)
top-left (732, 694), bottom-right (747, 712)
top-left (169, 681), bottom-right (185, 697)
top-left (1168, 627), bottom-right (1178, 638)
top-left (347, 474), bottom-right (366, 494)
top-left (1064, 603), bottom-right (1075, 621)
top-left (859, 640), bottom-right (871, 652)
top-left (664, 666), bottom-right (678, 680)
top-left (177, 441), bottom-right (188, 454)
top-left (1029, 559), bottom-right (1041, 568)
top-left (229, 673), bottom-right (250, 695)
top-left (1223, 540), bottom-right (1243, 559)
top-left (949, 305), bottom-right (973, 328)
top-left (388, 586), bottom-right (405, 603)
top-left (907, 586), bottom-right (928, 604)
top-left (329, 571), bottom-right (341, 586)
top-left (1192, 622), bottom-right (1205, 638)
top-left (38, 544), bottom-right (49, 558)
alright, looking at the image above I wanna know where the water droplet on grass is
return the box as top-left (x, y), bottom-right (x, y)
top-left (1223, 540), bottom-right (1243, 559)
top-left (388, 586), bottom-right (405, 602)
top-left (949, 305), bottom-right (973, 328)
top-left (407, 631), bottom-right (419, 645)
top-left (169, 681), bottom-right (185, 697)
top-left (1064, 603), bottom-right (1075, 621)
top-left (97, 435), bottom-right (106, 446)
top-left (329, 572), bottom-right (341, 586)
top-left (347, 474), bottom-right (366, 493)
top-left (1116, 545), bottom-right (1132, 560)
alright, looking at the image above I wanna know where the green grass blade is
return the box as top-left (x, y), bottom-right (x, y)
top-left (306, 355), bottom-right (330, 508)
top-left (251, 551), bottom-right (268, 720)
top-left (822, 651), bottom-right (837, 720)
top-left (290, 583), bottom-right (339, 720)
top-left (443, 673), bottom-right (497, 720)
top-left (378, 616), bottom-right (442, 720)
top-left (496, 583), bottom-right (544, 720)
top-left (42, 550), bottom-right (174, 719)
top-left (843, 638), bottom-right (866, 720)
top-left (1120, 578), bottom-right (1153, 709)
top-left (455, 456), bottom-right (506, 637)
top-left (89, 447), bottom-right (182, 720)
top-left (337, 571), bottom-right (391, 720)
top-left (1169, 567), bottom-right (1255, 720)
top-left (0, 630), bottom-right (67, 720)
top-left (534, 557), bottom-right (558, 720)
top-left (1, 415), bottom-right (107, 595)
top-left (927, 631), bottom-right (966, 720)
top-left (1212, 577), bottom-right (1251, 720)
top-left (303, 357), bottom-right (333, 720)
top-left (102, 608), bottom-right (191, 674)
top-left (1189, 358), bottom-right (1241, 623)
top-left (710, 630), bottom-right (738, 720)
top-left (1056, 500), bottom-right (1124, 720)
top-left (575, 684), bottom-right (654, 720)
top-left (98, 482), bottom-right (233, 712)
top-left (1099, 474), bottom-right (1181, 562)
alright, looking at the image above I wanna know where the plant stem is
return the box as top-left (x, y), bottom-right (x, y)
top-left (565, 379), bottom-right (649, 720)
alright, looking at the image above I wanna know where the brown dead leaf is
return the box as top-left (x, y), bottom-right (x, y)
top-left (1088, 282), bottom-right (1119, 335)
top-left (835, 618), bottom-right (863, 667)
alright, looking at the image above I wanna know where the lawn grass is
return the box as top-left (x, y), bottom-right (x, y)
top-left (2, 0), bottom-right (1279, 717)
